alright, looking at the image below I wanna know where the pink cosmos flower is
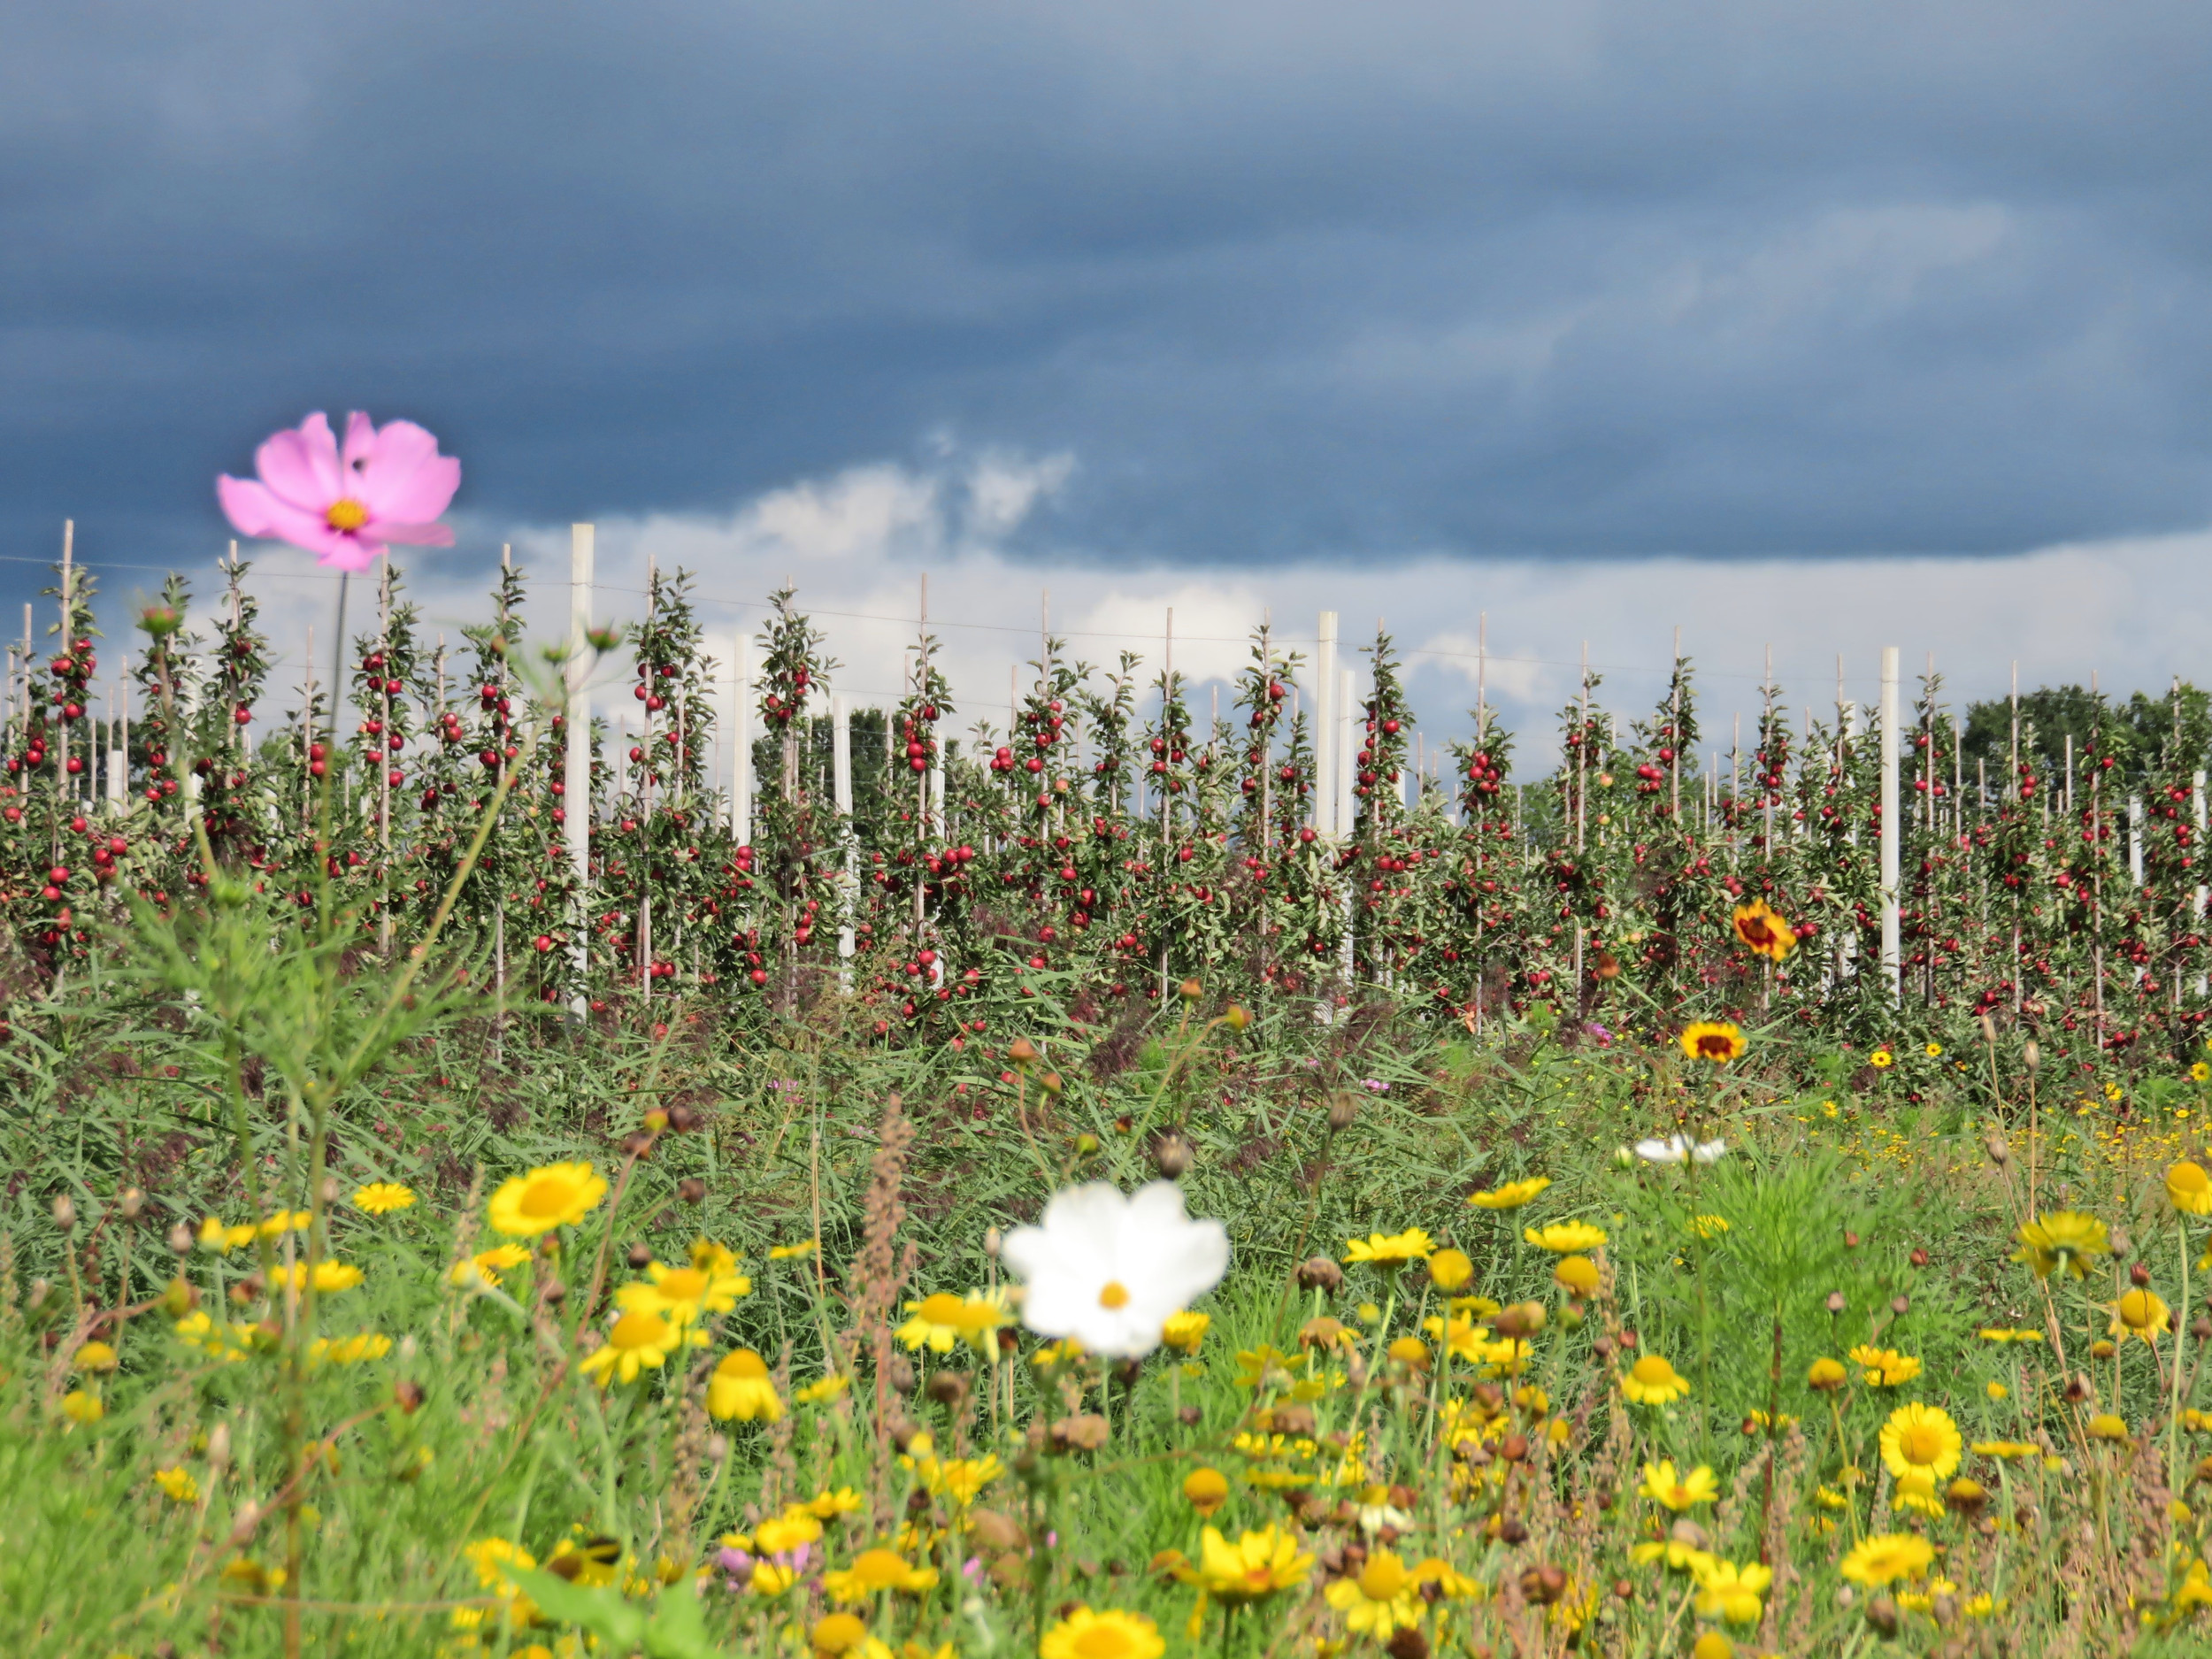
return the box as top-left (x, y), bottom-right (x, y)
top-left (218, 411), bottom-right (460, 573)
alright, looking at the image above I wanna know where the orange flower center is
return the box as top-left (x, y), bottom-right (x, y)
top-left (1695, 1034), bottom-right (1734, 1058)
top-left (608, 1311), bottom-right (665, 1350)
top-left (324, 497), bottom-right (369, 532)
top-left (1098, 1280), bottom-right (1131, 1310)
top-left (656, 1268), bottom-right (708, 1300)
top-left (1358, 1556), bottom-right (1408, 1601)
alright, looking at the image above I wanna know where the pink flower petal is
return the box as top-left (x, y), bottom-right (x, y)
top-left (352, 419), bottom-right (460, 525)
top-left (253, 412), bottom-right (343, 512)
top-left (219, 477), bottom-right (347, 557)
top-left (315, 538), bottom-right (384, 574)
top-left (371, 520), bottom-right (457, 547)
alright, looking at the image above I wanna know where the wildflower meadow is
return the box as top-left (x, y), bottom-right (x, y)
top-left (8, 413), bottom-right (2212, 1656)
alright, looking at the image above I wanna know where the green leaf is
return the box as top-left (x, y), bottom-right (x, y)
top-left (642, 1578), bottom-right (730, 1659)
top-left (508, 1568), bottom-right (649, 1648)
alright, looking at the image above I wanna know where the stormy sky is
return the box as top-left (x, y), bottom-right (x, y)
top-left (6, 1), bottom-right (2212, 761)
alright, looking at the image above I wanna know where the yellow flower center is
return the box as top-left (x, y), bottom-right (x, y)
top-left (1098, 1280), bottom-right (1131, 1310)
top-left (520, 1176), bottom-right (578, 1219)
top-left (850, 1548), bottom-right (909, 1588)
top-left (657, 1268), bottom-right (708, 1300)
top-left (722, 1349), bottom-right (768, 1378)
top-left (811, 1612), bottom-right (868, 1654)
top-left (917, 1293), bottom-right (967, 1325)
top-left (324, 497), bottom-right (369, 532)
top-left (608, 1311), bottom-right (665, 1350)
top-left (1358, 1556), bottom-right (1409, 1601)
top-left (1898, 1425), bottom-right (1944, 1466)
top-left (1631, 1356), bottom-right (1673, 1385)
top-left (1071, 1626), bottom-right (1138, 1659)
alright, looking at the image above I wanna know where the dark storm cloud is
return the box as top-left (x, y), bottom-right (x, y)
top-left (4, 0), bottom-right (2211, 594)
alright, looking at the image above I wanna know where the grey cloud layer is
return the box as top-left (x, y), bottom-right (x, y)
top-left (4, 0), bottom-right (2211, 584)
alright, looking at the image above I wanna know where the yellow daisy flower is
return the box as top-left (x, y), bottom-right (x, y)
top-left (487, 1161), bottom-right (608, 1237)
top-left (1344, 1230), bottom-right (1435, 1265)
top-left (349, 1182), bottom-right (416, 1216)
top-left (1467, 1177), bottom-right (1550, 1209)
top-left (579, 1310), bottom-right (679, 1386)
top-left (1619, 1354), bottom-right (1690, 1405)
top-left (1524, 1222), bottom-right (1607, 1253)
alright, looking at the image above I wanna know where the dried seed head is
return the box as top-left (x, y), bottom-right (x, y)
top-left (1891, 1295), bottom-right (1910, 1316)
top-left (394, 1379), bottom-right (424, 1414)
top-left (983, 1226), bottom-right (1003, 1259)
top-left (926, 1371), bottom-right (972, 1408)
top-left (665, 1102), bottom-right (701, 1133)
top-left (1008, 1037), bottom-right (1040, 1066)
top-left (207, 1423), bottom-right (231, 1469)
top-left (1152, 1132), bottom-right (1193, 1180)
top-left (1326, 1094), bottom-right (1359, 1133)
top-left (228, 1502), bottom-right (264, 1547)
top-left (626, 1242), bottom-right (652, 1270)
top-left (167, 1223), bottom-right (196, 1256)
top-left (1978, 1013), bottom-right (1997, 1044)
top-left (1985, 1133), bottom-right (2010, 1166)
top-left (886, 1354), bottom-right (917, 1394)
top-left (1825, 1290), bottom-right (1847, 1314)
top-left (119, 1187), bottom-right (143, 1219)
top-left (2023, 1041), bottom-right (2040, 1073)
top-left (676, 1178), bottom-right (707, 1205)
top-left (320, 1177), bottom-right (341, 1206)
top-left (1865, 1596), bottom-right (1901, 1637)
top-left (50, 1195), bottom-right (74, 1233)
top-left (1296, 1256), bottom-right (1345, 1294)
top-left (707, 1433), bottom-right (730, 1462)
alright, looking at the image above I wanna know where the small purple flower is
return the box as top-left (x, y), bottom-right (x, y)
top-left (1361, 1078), bottom-right (1390, 1094)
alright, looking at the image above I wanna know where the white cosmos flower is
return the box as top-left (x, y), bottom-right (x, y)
top-left (1000, 1181), bottom-right (1229, 1358)
top-left (1633, 1133), bottom-right (1727, 1165)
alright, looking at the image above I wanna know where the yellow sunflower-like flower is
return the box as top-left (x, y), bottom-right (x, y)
top-left (2011, 1210), bottom-right (2111, 1280)
top-left (2170, 1163), bottom-right (2212, 1217)
top-left (2087, 1413), bottom-right (2131, 1442)
top-left (618, 1258), bottom-right (752, 1324)
top-left (1679, 1021), bottom-right (1746, 1064)
top-left (1524, 1222), bottom-right (1608, 1253)
top-left (154, 1466), bottom-right (199, 1503)
top-left (1468, 1177), bottom-right (1550, 1210)
top-left (1039, 1608), bottom-right (1165, 1659)
top-left (708, 1348), bottom-right (785, 1421)
top-left (2193, 1064), bottom-right (2212, 1086)
top-left (1639, 1460), bottom-right (1717, 1510)
top-left (1892, 1469), bottom-right (1943, 1517)
top-left (2111, 1288), bottom-right (2172, 1346)
top-left (1162, 1310), bottom-right (1210, 1353)
top-left (269, 1260), bottom-right (364, 1294)
top-left (487, 1162), bottom-right (608, 1237)
top-left (1620, 1354), bottom-right (1690, 1405)
top-left (349, 1181), bottom-right (416, 1216)
top-left (1426, 1249), bottom-right (1473, 1292)
top-left (73, 1340), bottom-right (117, 1373)
top-left (1839, 1532), bottom-right (1933, 1587)
top-left (794, 1374), bottom-right (850, 1405)
top-left (1731, 899), bottom-right (1795, 963)
top-left (1554, 1255), bottom-right (1601, 1299)
top-left (1194, 1525), bottom-right (1314, 1602)
top-left (1847, 1345), bottom-right (1922, 1387)
top-left (60, 1390), bottom-right (103, 1425)
top-left (1324, 1548), bottom-right (1425, 1637)
top-left (1344, 1230), bottom-right (1435, 1266)
top-left (1879, 1403), bottom-right (1962, 1481)
top-left (822, 1548), bottom-right (938, 1601)
top-left (896, 1290), bottom-right (1010, 1356)
top-left (579, 1310), bottom-right (679, 1386)
top-left (1692, 1558), bottom-right (1772, 1624)
top-left (768, 1238), bottom-right (820, 1259)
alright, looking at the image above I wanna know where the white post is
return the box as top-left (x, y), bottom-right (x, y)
top-left (2195, 769), bottom-right (2207, 997)
top-left (833, 693), bottom-right (855, 979)
top-left (1337, 667), bottom-right (1356, 841)
top-left (1878, 645), bottom-right (1901, 1004)
top-left (2130, 795), bottom-right (2146, 888)
top-left (1315, 612), bottom-right (1338, 835)
top-left (731, 632), bottom-right (753, 846)
top-left (565, 525), bottom-right (595, 1000)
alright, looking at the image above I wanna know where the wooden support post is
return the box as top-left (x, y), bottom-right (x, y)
top-left (565, 524), bottom-right (595, 1004)
top-left (1879, 644), bottom-right (1901, 1004)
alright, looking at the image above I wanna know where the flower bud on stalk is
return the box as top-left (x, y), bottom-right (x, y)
top-left (50, 1195), bottom-right (74, 1233)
